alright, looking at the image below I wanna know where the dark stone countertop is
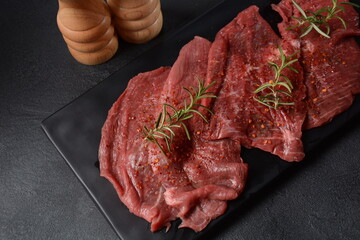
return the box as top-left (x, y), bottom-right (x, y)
top-left (1, 0), bottom-right (359, 239)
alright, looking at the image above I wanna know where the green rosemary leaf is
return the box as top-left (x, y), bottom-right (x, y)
top-left (168, 124), bottom-right (181, 128)
top-left (202, 90), bottom-right (216, 94)
top-left (277, 81), bottom-right (293, 92)
top-left (153, 133), bottom-right (165, 139)
top-left (280, 75), bottom-right (294, 89)
top-left (164, 137), bottom-right (171, 153)
top-left (288, 50), bottom-right (299, 59)
top-left (253, 97), bottom-right (275, 108)
top-left (268, 61), bottom-right (278, 68)
top-left (183, 87), bottom-right (194, 108)
top-left (162, 105), bottom-right (168, 123)
top-left (188, 109), bottom-right (208, 122)
top-left (254, 83), bottom-right (274, 93)
top-left (292, 0), bottom-right (308, 18)
top-left (195, 104), bottom-right (215, 115)
top-left (333, 15), bottom-right (347, 29)
top-left (163, 103), bottom-right (177, 113)
top-left (143, 125), bottom-right (150, 132)
top-left (324, 23), bottom-right (331, 35)
top-left (163, 127), bottom-right (176, 136)
top-left (315, 8), bottom-right (329, 15)
top-left (189, 86), bottom-right (197, 98)
top-left (202, 80), bottom-right (216, 91)
top-left (160, 131), bottom-right (172, 140)
top-left (262, 92), bottom-right (277, 98)
top-left (254, 46), bottom-right (298, 109)
top-left (179, 114), bottom-right (194, 121)
top-left (262, 99), bottom-right (278, 104)
top-left (311, 22), bottom-right (330, 38)
top-left (165, 111), bottom-right (173, 122)
top-left (333, 6), bottom-right (345, 14)
top-left (155, 112), bottom-right (162, 128)
top-left (278, 102), bottom-right (295, 105)
top-left (300, 25), bottom-right (314, 38)
top-left (197, 94), bottom-right (217, 99)
top-left (154, 138), bottom-right (166, 155)
top-left (287, 66), bottom-right (299, 73)
top-left (276, 90), bottom-right (293, 97)
top-left (279, 47), bottom-right (286, 64)
top-left (341, 2), bottom-right (360, 8)
top-left (197, 78), bottom-right (203, 93)
top-left (269, 66), bottom-right (279, 75)
top-left (180, 122), bottom-right (191, 140)
top-left (289, 0), bottom-right (359, 38)
top-left (286, 24), bottom-right (301, 30)
top-left (283, 58), bottom-right (298, 69)
top-left (183, 100), bottom-right (188, 113)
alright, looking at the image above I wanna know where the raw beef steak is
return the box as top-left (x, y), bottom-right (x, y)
top-left (273, 0), bottom-right (360, 129)
top-left (143, 37), bottom-right (248, 232)
top-left (99, 66), bottom-right (177, 231)
top-left (99, 37), bottom-right (248, 232)
top-left (207, 6), bottom-right (307, 162)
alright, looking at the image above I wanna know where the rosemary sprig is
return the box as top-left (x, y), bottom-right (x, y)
top-left (253, 46), bottom-right (299, 110)
top-left (143, 79), bottom-right (216, 155)
top-left (287, 0), bottom-right (360, 38)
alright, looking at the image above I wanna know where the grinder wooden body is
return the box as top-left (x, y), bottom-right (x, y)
top-left (57, 0), bottom-right (118, 65)
top-left (107, 0), bottom-right (163, 44)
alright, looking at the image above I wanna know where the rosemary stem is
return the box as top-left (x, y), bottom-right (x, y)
top-left (253, 46), bottom-right (298, 110)
top-left (143, 79), bottom-right (216, 155)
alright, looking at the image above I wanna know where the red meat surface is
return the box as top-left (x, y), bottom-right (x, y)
top-left (273, 0), bottom-right (360, 129)
top-left (207, 6), bottom-right (307, 162)
top-left (99, 66), bottom-right (177, 231)
top-left (144, 37), bottom-right (248, 231)
top-left (99, 1), bottom-right (360, 233)
top-left (99, 37), bottom-right (247, 232)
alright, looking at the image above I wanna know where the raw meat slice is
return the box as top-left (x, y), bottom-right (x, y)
top-left (99, 66), bottom-right (178, 232)
top-left (99, 36), bottom-right (248, 232)
top-left (143, 37), bottom-right (248, 231)
top-left (273, 0), bottom-right (360, 129)
top-left (147, 125), bottom-right (247, 231)
top-left (207, 5), bottom-right (307, 162)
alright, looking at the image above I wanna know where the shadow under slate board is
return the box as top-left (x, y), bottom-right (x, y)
top-left (41, 0), bottom-right (360, 239)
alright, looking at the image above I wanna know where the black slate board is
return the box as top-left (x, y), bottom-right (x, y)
top-left (41, 0), bottom-right (360, 239)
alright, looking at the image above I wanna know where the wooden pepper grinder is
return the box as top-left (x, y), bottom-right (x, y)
top-left (107, 0), bottom-right (163, 44)
top-left (57, 0), bottom-right (118, 65)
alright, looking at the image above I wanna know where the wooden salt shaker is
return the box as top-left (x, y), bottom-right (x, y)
top-left (107, 0), bottom-right (163, 44)
top-left (57, 0), bottom-right (118, 65)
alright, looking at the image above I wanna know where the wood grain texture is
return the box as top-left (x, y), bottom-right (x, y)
top-left (57, 0), bottom-right (118, 65)
top-left (108, 0), bottom-right (163, 44)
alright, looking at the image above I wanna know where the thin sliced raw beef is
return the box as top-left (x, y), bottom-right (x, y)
top-left (99, 36), bottom-right (248, 232)
top-left (207, 6), bottom-right (307, 162)
top-left (273, 0), bottom-right (360, 129)
top-left (144, 37), bottom-right (247, 231)
top-left (99, 1), bottom-right (360, 233)
top-left (99, 67), bottom-right (178, 231)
